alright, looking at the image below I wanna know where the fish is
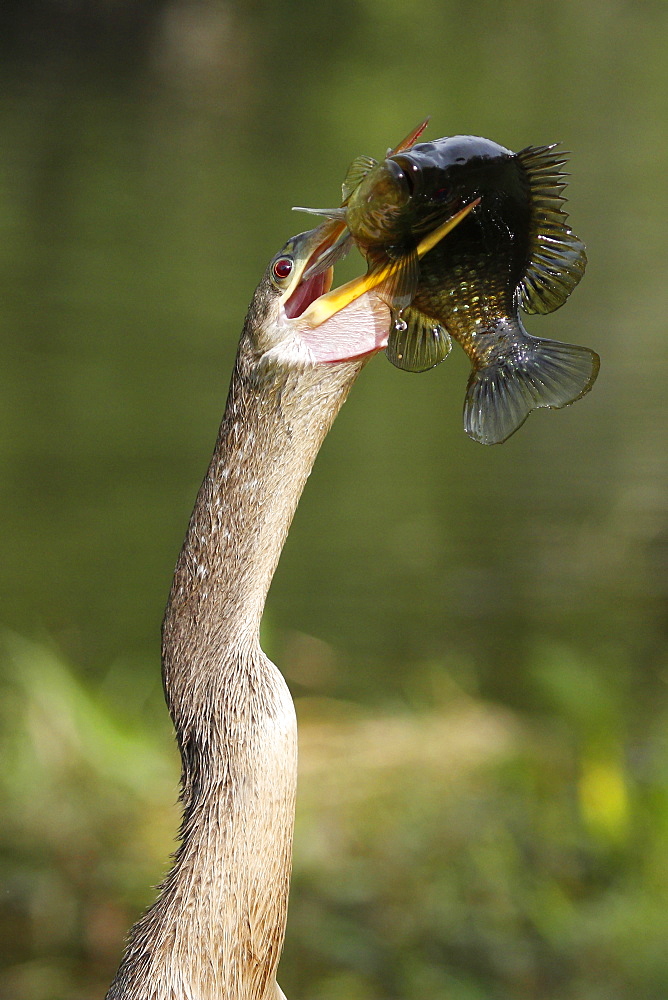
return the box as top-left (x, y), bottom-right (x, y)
top-left (295, 127), bottom-right (599, 445)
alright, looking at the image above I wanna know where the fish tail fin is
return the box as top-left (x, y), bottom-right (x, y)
top-left (464, 332), bottom-right (600, 445)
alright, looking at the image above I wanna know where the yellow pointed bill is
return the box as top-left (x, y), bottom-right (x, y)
top-left (302, 198), bottom-right (481, 327)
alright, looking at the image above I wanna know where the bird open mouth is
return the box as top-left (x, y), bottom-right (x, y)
top-left (282, 199), bottom-right (480, 329)
top-left (283, 227), bottom-right (335, 320)
top-left (284, 267), bottom-right (333, 320)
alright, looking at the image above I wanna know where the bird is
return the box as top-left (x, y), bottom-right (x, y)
top-left (104, 202), bottom-right (470, 1000)
top-left (104, 223), bottom-right (394, 1000)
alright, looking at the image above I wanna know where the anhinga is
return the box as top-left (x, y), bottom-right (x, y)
top-left (106, 213), bottom-right (463, 999)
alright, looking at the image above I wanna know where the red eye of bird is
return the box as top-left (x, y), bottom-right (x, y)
top-left (273, 257), bottom-right (293, 281)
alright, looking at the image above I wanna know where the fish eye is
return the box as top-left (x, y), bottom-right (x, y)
top-left (397, 160), bottom-right (420, 197)
top-left (272, 256), bottom-right (293, 282)
top-left (400, 167), bottom-right (416, 197)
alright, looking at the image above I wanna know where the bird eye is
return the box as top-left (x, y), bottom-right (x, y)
top-left (272, 256), bottom-right (293, 281)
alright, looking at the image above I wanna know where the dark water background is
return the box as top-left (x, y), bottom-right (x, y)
top-left (1, 2), bottom-right (667, 998)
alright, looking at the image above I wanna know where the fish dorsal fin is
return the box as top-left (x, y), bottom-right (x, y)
top-left (386, 306), bottom-right (452, 372)
top-left (341, 155), bottom-right (378, 202)
top-left (517, 144), bottom-right (587, 315)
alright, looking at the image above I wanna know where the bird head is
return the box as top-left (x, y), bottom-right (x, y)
top-left (244, 202), bottom-right (479, 372)
top-left (244, 225), bottom-right (389, 372)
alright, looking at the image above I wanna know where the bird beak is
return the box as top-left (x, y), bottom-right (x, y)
top-left (279, 221), bottom-right (340, 320)
top-left (295, 198), bottom-right (480, 329)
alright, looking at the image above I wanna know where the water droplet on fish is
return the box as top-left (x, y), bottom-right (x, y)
top-left (394, 318), bottom-right (408, 332)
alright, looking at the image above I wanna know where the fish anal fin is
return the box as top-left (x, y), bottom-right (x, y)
top-left (516, 144), bottom-right (588, 315)
top-left (386, 306), bottom-right (452, 372)
top-left (341, 155), bottom-right (378, 202)
top-left (464, 332), bottom-right (600, 445)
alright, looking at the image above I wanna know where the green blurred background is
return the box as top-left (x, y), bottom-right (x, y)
top-left (1, 1), bottom-right (667, 998)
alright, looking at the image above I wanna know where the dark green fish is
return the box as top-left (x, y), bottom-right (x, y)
top-left (297, 132), bottom-right (599, 445)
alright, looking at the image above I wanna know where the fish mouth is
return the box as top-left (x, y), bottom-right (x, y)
top-left (280, 197), bottom-right (480, 328)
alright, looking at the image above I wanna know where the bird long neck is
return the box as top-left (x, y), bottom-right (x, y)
top-left (106, 327), bottom-right (364, 1000)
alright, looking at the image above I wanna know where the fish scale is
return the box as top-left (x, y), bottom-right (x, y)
top-left (412, 244), bottom-right (516, 373)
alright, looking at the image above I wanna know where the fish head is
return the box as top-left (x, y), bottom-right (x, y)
top-left (390, 135), bottom-right (521, 230)
top-left (344, 136), bottom-right (516, 254)
top-left (345, 159), bottom-right (412, 246)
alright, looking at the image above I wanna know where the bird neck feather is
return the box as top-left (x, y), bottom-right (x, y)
top-left (107, 341), bottom-right (365, 1000)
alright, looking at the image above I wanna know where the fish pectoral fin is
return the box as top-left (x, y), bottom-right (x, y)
top-left (386, 306), bottom-right (452, 372)
top-left (366, 245), bottom-right (420, 314)
top-left (341, 155), bottom-right (378, 201)
top-left (516, 144), bottom-right (587, 315)
top-left (464, 334), bottom-right (600, 445)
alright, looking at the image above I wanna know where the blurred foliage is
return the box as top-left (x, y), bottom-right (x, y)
top-left (1, 0), bottom-right (668, 997)
top-left (2, 637), bottom-right (668, 999)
